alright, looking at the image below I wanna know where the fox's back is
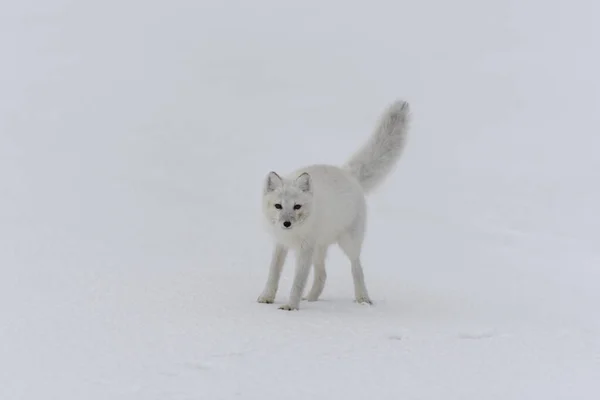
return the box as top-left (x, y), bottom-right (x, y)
top-left (288, 164), bottom-right (366, 245)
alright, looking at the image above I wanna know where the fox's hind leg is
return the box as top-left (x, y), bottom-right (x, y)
top-left (338, 215), bottom-right (372, 305)
top-left (304, 245), bottom-right (328, 301)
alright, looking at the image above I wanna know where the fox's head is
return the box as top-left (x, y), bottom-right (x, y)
top-left (262, 171), bottom-right (313, 231)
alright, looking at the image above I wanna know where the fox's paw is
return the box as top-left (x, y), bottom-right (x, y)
top-left (278, 304), bottom-right (299, 311)
top-left (355, 296), bottom-right (373, 305)
top-left (257, 293), bottom-right (275, 304)
top-left (302, 295), bottom-right (320, 302)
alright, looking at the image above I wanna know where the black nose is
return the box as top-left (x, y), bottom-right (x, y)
top-left (283, 221), bottom-right (291, 228)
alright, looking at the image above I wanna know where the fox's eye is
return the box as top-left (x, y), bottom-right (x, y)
top-left (294, 204), bottom-right (302, 210)
top-left (274, 204), bottom-right (282, 209)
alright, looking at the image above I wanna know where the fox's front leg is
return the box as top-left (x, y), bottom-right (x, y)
top-left (257, 244), bottom-right (288, 304)
top-left (280, 245), bottom-right (314, 311)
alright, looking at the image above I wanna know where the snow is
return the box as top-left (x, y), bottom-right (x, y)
top-left (1, 0), bottom-right (599, 399)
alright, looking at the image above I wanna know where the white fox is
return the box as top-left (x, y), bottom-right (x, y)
top-left (258, 100), bottom-right (411, 310)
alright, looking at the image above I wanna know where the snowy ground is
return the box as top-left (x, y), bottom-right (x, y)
top-left (1, 1), bottom-right (599, 399)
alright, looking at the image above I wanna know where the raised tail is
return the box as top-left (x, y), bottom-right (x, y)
top-left (344, 100), bottom-right (411, 193)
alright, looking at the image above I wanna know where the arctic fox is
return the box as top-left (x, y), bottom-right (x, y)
top-left (258, 100), bottom-right (411, 310)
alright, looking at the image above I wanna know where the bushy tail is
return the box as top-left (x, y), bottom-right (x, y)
top-left (344, 100), bottom-right (411, 193)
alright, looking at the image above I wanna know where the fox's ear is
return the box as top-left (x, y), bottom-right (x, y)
top-left (264, 171), bottom-right (283, 193)
top-left (295, 172), bottom-right (311, 193)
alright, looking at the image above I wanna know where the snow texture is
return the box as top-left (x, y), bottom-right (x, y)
top-left (1, 1), bottom-right (599, 399)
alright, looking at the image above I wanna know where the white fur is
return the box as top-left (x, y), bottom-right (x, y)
top-left (258, 100), bottom-right (411, 310)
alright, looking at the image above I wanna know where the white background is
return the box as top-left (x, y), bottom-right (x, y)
top-left (1, 1), bottom-right (599, 399)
